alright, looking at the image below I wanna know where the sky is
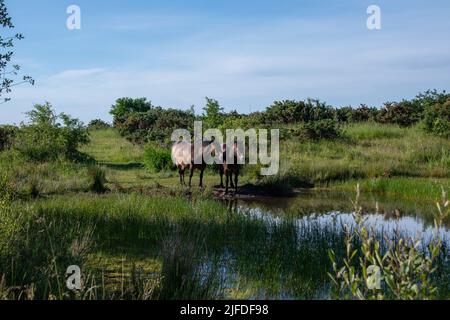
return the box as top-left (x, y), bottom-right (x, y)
top-left (1, 0), bottom-right (450, 124)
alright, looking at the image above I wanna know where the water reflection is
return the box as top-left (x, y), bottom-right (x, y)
top-left (212, 191), bottom-right (450, 299)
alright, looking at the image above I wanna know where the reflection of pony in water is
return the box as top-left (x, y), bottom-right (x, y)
top-left (219, 142), bottom-right (245, 194)
top-left (171, 140), bottom-right (217, 188)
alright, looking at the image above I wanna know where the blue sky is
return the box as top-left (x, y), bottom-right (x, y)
top-left (2, 0), bottom-right (450, 124)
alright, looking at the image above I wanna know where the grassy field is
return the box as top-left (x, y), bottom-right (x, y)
top-left (2, 124), bottom-right (446, 200)
top-left (76, 124), bottom-right (449, 201)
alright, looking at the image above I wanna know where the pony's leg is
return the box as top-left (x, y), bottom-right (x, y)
top-left (182, 169), bottom-right (186, 186)
top-left (179, 168), bottom-right (184, 185)
top-left (230, 170), bottom-right (235, 188)
top-left (225, 171), bottom-right (230, 194)
top-left (234, 172), bottom-right (239, 192)
top-left (220, 167), bottom-right (224, 188)
top-left (199, 169), bottom-right (204, 188)
top-left (189, 168), bottom-right (194, 188)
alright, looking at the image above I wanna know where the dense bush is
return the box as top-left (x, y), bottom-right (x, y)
top-left (13, 103), bottom-right (89, 161)
top-left (292, 119), bottom-right (342, 140)
top-left (88, 119), bottom-right (111, 130)
top-left (144, 143), bottom-right (173, 172)
top-left (110, 97), bottom-right (152, 126)
top-left (113, 99), bottom-right (196, 144)
top-left (265, 99), bottom-right (335, 124)
top-left (377, 101), bottom-right (421, 127)
top-left (352, 104), bottom-right (379, 122)
top-left (0, 125), bottom-right (17, 151)
top-left (423, 98), bottom-right (450, 138)
top-left (88, 166), bottom-right (108, 193)
top-left (109, 89), bottom-right (449, 144)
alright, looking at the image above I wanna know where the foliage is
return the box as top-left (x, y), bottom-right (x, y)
top-left (0, 0), bottom-right (34, 103)
top-left (87, 119), bottom-right (111, 130)
top-left (87, 166), bottom-right (108, 193)
top-left (115, 105), bottom-right (196, 144)
top-left (422, 98), bottom-right (450, 138)
top-left (329, 185), bottom-right (449, 300)
top-left (377, 101), bottom-right (421, 127)
top-left (143, 143), bottom-right (173, 172)
top-left (0, 174), bottom-right (14, 208)
top-left (351, 105), bottom-right (379, 122)
top-left (265, 99), bottom-right (335, 124)
top-left (0, 125), bottom-right (16, 151)
top-left (110, 97), bottom-right (152, 126)
top-left (13, 103), bottom-right (89, 161)
top-left (291, 119), bottom-right (342, 140)
top-left (202, 97), bottom-right (224, 129)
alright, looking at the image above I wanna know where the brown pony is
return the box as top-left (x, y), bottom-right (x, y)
top-left (219, 142), bottom-right (244, 194)
top-left (171, 141), bottom-right (216, 188)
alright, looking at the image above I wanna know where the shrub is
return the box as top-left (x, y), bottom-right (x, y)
top-left (13, 103), bottom-right (89, 161)
top-left (0, 175), bottom-right (14, 208)
top-left (0, 125), bottom-right (17, 151)
top-left (265, 99), bottom-right (335, 124)
top-left (351, 105), bottom-right (379, 122)
top-left (110, 97), bottom-right (152, 126)
top-left (144, 144), bottom-right (173, 172)
top-left (87, 119), bottom-right (110, 130)
top-left (87, 166), bottom-right (108, 193)
top-left (335, 107), bottom-right (354, 123)
top-left (116, 107), bottom-right (196, 144)
top-left (377, 101), bottom-right (421, 127)
top-left (422, 98), bottom-right (450, 138)
top-left (292, 119), bottom-right (342, 140)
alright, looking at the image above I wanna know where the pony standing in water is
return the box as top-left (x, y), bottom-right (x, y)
top-left (219, 142), bottom-right (245, 194)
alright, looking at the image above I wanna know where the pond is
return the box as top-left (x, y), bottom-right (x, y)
top-left (209, 191), bottom-right (450, 299)
top-left (89, 191), bottom-right (450, 300)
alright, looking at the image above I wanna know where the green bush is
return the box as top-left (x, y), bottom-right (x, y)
top-left (13, 103), bottom-right (89, 161)
top-left (292, 119), bottom-right (342, 140)
top-left (87, 119), bottom-right (111, 130)
top-left (110, 97), bottom-right (152, 126)
top-left (88, 166), bottom-right (108, 193)
top-left (116, 106), bottom-right (195, 144)
top-left (377, 101), bottom-right (421, 127)
top-left (423, 98), bottom-right (450, 138)
top-left (265, 99), bottom-right (335, 124)
top-left (0, 125), bottom-right (17, 151)
top-left (144, 144), bottom-right (173, 172)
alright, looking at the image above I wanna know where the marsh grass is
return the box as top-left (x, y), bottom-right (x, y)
top-left (1, 192), bottom-right (450, 300)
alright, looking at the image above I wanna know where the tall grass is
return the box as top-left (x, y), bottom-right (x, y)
top-left (1, 192), bottom-right (449, 300)
top-left (283, 123), bottom-right (450, 187)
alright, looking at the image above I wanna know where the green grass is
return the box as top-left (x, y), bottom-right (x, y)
top-left (0, 193), bottom-right (353, 299)
top-left (80, 128), bottom-right (144, 164)
top-left (2, 124), bottom-right (448, 201)
top-left (2, 192), bottom-right (449, 300)
top-left (332, 177), bottom-right (449, 202)
top-left (281, 123), bottom-right (450, 189)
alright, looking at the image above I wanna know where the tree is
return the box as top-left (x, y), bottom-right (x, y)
top-left (0, 0), bottom-right (34, 103)
top-left (202, 97), bottom-right (224, 129)
top-left (110, 97), bottom-right (152, 126)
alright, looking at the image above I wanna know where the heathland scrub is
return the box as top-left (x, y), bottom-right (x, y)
top-left (1, 123), bottom-right (447, 200)
top-left (79, 123), bottom-right (448, 200)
